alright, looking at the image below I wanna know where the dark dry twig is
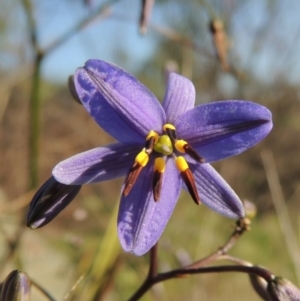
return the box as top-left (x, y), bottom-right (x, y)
top-left (127, 217), bottom-right (251, 301)
top-left (127, 264), bottom-right (274, 301)
top-left (186, 217), bottom-right (250, 269)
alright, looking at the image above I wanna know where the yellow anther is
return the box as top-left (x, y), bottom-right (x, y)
top-left (175, 156), bottom-right (189, 172)
top-left (175, 140), bottom-right (188, 153)
top-left (135, 151), bottom-right (149, 167)
top-left (154, 157), bottom-right (166, 173)
top-left (163, 124), bottom-right (176, 131)
top-left (146, 130), bottom-right (159, 143)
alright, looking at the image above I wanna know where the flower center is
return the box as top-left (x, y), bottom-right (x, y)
top-left (153, 135), bottom-right (173, 155)
top-left (123, 123), bottom-right (205, 204)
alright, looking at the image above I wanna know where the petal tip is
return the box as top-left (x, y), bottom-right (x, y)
top-left (52, 164), bottom-right (72, 185)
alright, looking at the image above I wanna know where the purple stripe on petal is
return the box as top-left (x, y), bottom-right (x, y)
top-left (118, 157), bottom-right (181, 256)
top-left (175, 100), bottom-right (272, 162)
top-left (162, 73), bottom-right (196, 123)
top-left (75, 60), bottom-right (166, 143)
top-left (53, 143), bottom-right (140, 185)
top-left (27, 177), bottom-right (81, 229)
top-left (188, 162), bottom-right (244, 218)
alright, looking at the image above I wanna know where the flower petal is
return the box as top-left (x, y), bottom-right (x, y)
top-left (53, 143), bottom-right (140, 185)
top-left (75, 60), bottom-right (166, 143)
top-left (118, 157), bottom-right (182, 256)
top-left (162, 73), bottom-right (196, 123)
top-left (175, 100), bottom-right (272, 162)
top-left (188, 162), bottom-right (244, 218)
top-left (27, 177), bottom-right (81, 229)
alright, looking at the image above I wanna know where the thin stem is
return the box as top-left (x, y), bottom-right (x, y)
top-left (31, 280), bottom-right (57, 301)
top-left (219, 254), bottom-right (253, 267)
top-left (43, 0), bottom-right (119, 56)
top-left (261, 150), bottom-right (300, 285)
top-left (21, 0), bottom-right (43, 189)
top-left (127, 218), bottom-right (251, 301)
top-left (128, 265), bottom-right (274, 301)
top-left (147, 243), bottom-right (158, 279)
top-left (127, 277), bottom-right (154, 301)
top-left (20, 0), bottom-right (118, 189)
top-left (185, 217), bottom-right (250, 269)
top-left (150, 23), bottom-right (215, 60)
top-left (63, 274), bottom-right (85, 301)
top-left (28, 52), bottom-right (43, 189)
top-left (127, 244), bottom-right (158, 301)
top-left (155, 265), bottom-right (275, 284)
top-left (139, 0), bottom-right (155, 34)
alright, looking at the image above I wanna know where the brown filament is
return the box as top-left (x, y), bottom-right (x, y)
top-left (123, 163), bottom-right (144, 197)
top-left (181, 169), bottom-right (201, 205)
top-left (152, 170), bottom-right (163, 202)
top-left (183, 144), bottom-right (205, 163)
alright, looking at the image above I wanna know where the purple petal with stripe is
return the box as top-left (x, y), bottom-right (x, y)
top-left (188, 162), bottom-right (244, 218)
top-left (175, 100), bottom-right (272, 163)
top-left (75, 60), bottom-right (166, 143)
top-left (27, 177), bottom-right (81, 229)
top-left (162, 73), bottom-right (195, 123)
top-left (118, 157), bottom-right (182, 256)
top-left (53, 143), bottom-right (140, 185)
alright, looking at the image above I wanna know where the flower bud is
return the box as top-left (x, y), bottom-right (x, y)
top-left (27, 176), bottom-right (81, 229)
top-left (267, 277), bottom-right (300, 301)
top-left (0, 270), bottom-right (31, 301)
top-left (249, 274), bottom-right (272, 301)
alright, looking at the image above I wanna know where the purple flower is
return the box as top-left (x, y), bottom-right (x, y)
top-left (52, 60), bottom-right (272, 256)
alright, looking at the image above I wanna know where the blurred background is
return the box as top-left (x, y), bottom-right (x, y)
top-left (1, 0), bottom-right (300, 300)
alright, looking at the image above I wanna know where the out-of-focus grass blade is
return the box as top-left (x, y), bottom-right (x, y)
top-left (70, 201), bottom-right (121, 301)
top-left (261, 150), bottom-right (300, 285)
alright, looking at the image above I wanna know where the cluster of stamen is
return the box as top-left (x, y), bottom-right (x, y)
top-left (123, 124), bottom-right (205, 205)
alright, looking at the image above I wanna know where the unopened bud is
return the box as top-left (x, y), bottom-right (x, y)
top-left (27, 176), bottom-right (81, 229)
top-left (249, 274), bottom-right (272, 301)
top-left (0, 270), bottom-right (31, 301)
top-left (267, 277), bottom-right (300, 301)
